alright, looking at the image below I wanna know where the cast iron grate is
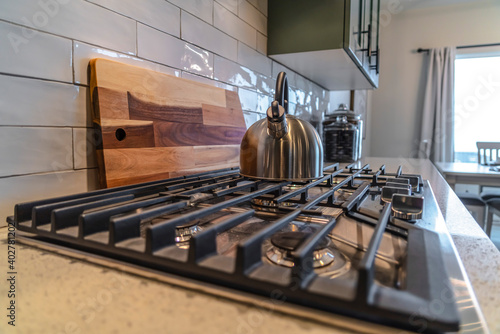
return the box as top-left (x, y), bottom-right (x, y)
top-left (9, 164), bottom-right (459, 333)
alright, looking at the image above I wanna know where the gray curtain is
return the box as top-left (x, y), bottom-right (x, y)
top-left (418, 47), bottom-right (456, 162)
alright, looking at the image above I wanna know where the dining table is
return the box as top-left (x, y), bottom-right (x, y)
top-left (434, 162), bottom-right (500, 190)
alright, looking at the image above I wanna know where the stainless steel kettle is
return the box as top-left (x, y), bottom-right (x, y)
top-left (239, 72), bottom-right (324, 181)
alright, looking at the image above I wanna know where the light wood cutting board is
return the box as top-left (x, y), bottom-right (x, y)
top-left (89, 58), bottom-right (246, 188)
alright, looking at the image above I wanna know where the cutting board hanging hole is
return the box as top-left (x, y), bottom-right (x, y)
top-left (115, 128), bottom-right (126, 141)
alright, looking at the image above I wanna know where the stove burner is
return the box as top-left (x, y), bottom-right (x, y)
top-left (175, 219), bottom-right (202, 244)
top-left (251, 198), bottom-right (297, 212)
top-left (266, 232), bottom-right (335, 268)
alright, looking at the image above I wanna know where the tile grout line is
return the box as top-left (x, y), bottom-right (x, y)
top-left (0, 168), bottom-right (98, 180)
top-left (1, 14), bottom-right (328, 94)
top-left (0, 18), bottom-right (136, 56)
top-left (71, 128), bottom-right (75, 170)
top-left (135, 20), bottom-right (138, 57)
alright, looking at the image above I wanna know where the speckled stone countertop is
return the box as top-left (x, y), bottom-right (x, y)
top-left (0, 157), bottom-right (498, 334)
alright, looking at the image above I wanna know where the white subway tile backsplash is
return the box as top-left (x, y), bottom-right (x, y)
top-left (0, 75), bottom-right (90, 127)
top-left (287, 87), bottom-right (298, 105)
top-left (181, 11), bottom-right (238, 62)
top-left (216, 0), bottom-right (238, 14)
top-left (0, 21), bottom-right (72, 82)
top-left (294, 89), bottom-right (306, 106)
top-left (320, 99), bottom-right (331, 114)
top-left (257, 75), bottom-right (274, 95)
top-left (330, 91), bottom-right (350, 109)
top-left (272, 62), bottom-right (295, 82)
top-left (239, 88), bottom-right (271, 114)
top-left (256, 32), bottom-right (267, 55)
top-left (73, 42), bottom-right (181, 85)
top-left (239, 0), bottom-right (267, 35)
top-left (214, 2), bottom-right (256, 49)
top-left (238, 42), bottom-right (272, 76)
top-left (0, 169), bottom-right (99, 224)
top-left (73, 128), bottom-right (97, 169)
top-left (304, 93), bottom-right (313, 110)
top-left (256, 93), bottom-right (272, 114)
top-left (138, 24), bottom-right (213, 78)
top-left (169, 0), bottom-right (213, 24)
top-left (242, 110), bottom-right (263, 128)
top-left (247, 0), bottom-right (267, 16)
top-left (310, 82), bottom-right (328, 113)
top-left (0, 0), bottom-right (136, 55)
top-left (238, 88), bottom-right (258, 111)
top-left (294, 104), bottom-right (313, 121)
top-left (214, 55), bottom-right (272, 94)
top-left (0, 127), bottom-right (73, 177)
top-left (214, 56), bottom-right (256, 89)
top-left (181, 72), bottom-right (237, 92)
top-left (275, 61), bottom-right (329, 114)
top-left (295, 74), bottom-right (312, 95)
top-left (88, 0), bottom-right (180, 37)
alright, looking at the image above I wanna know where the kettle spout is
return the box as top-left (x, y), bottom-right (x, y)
top-left (267, 100), bottom-right (288, 139)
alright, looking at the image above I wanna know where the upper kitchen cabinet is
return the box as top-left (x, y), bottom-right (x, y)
top-left (268, 0), bottom-right (380, 90)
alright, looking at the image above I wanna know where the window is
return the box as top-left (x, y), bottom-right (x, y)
top-left (453, 52), bottom-right (500, 162)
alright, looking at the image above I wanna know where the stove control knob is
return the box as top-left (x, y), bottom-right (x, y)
top-left (385, 182), bottom-right (411, 191)
top-left (380, 186), bottom-right (411, 204)
top-left (391, 194), bottom-right (424, 220)
top-left (385, 178), bottom-right (409, 185)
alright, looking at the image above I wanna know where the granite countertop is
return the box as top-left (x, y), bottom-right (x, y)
top-left (0, 157), bottom-right (498, 334)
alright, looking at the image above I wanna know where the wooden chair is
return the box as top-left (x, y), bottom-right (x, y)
top-left (477, 142), bottom-right (500, 236)
top-left (476, 142), bottom-right (500, 165)
top-left (481, 192), bottom-right (500, 236)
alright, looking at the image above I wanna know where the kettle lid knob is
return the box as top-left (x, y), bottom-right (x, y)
top-left (267, 100), bottom-right (285, 120)
top-left (266, 101), bottom-right (287, 139)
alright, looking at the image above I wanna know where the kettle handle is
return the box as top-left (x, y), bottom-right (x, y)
top-left (275, 72), bottom-right (288, 114)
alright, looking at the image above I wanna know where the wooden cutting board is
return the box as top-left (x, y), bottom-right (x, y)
top-left (89, 58), bottom-right (246, 188)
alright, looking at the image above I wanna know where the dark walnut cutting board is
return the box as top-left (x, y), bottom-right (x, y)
top-left (89, 58), bottom-right (247, 188)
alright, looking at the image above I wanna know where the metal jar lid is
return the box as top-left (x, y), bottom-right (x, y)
top-left (324, 103), bottom-right (361, 121)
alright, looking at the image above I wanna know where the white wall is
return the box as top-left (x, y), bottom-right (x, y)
top-left (0, 0), bottom-right (331, 223)
top-left (369, 0), bottom-right (500, 158)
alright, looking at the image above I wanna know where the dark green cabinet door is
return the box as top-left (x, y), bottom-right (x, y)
top-left (268, 0), bottom-right (380, 90)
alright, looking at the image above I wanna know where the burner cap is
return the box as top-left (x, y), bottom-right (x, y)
top-left (270, 231), bottom-right (330, 251)
top-left (251, 198), bottom-right (297, 211)
top-left (266, 231), bottom-right (335, 268)
top-left (175, 220), bottom-right (202, 245)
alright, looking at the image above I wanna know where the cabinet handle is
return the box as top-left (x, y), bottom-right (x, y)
top-left (369, 48), bottom-right (380, 74)
top-left (367, 24), bottom-right (372, 58)
top-left (358, 24), bottom-right (372, 55)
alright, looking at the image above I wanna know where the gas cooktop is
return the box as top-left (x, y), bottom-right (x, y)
top-left (8, 163), bottom-right (484, 333)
